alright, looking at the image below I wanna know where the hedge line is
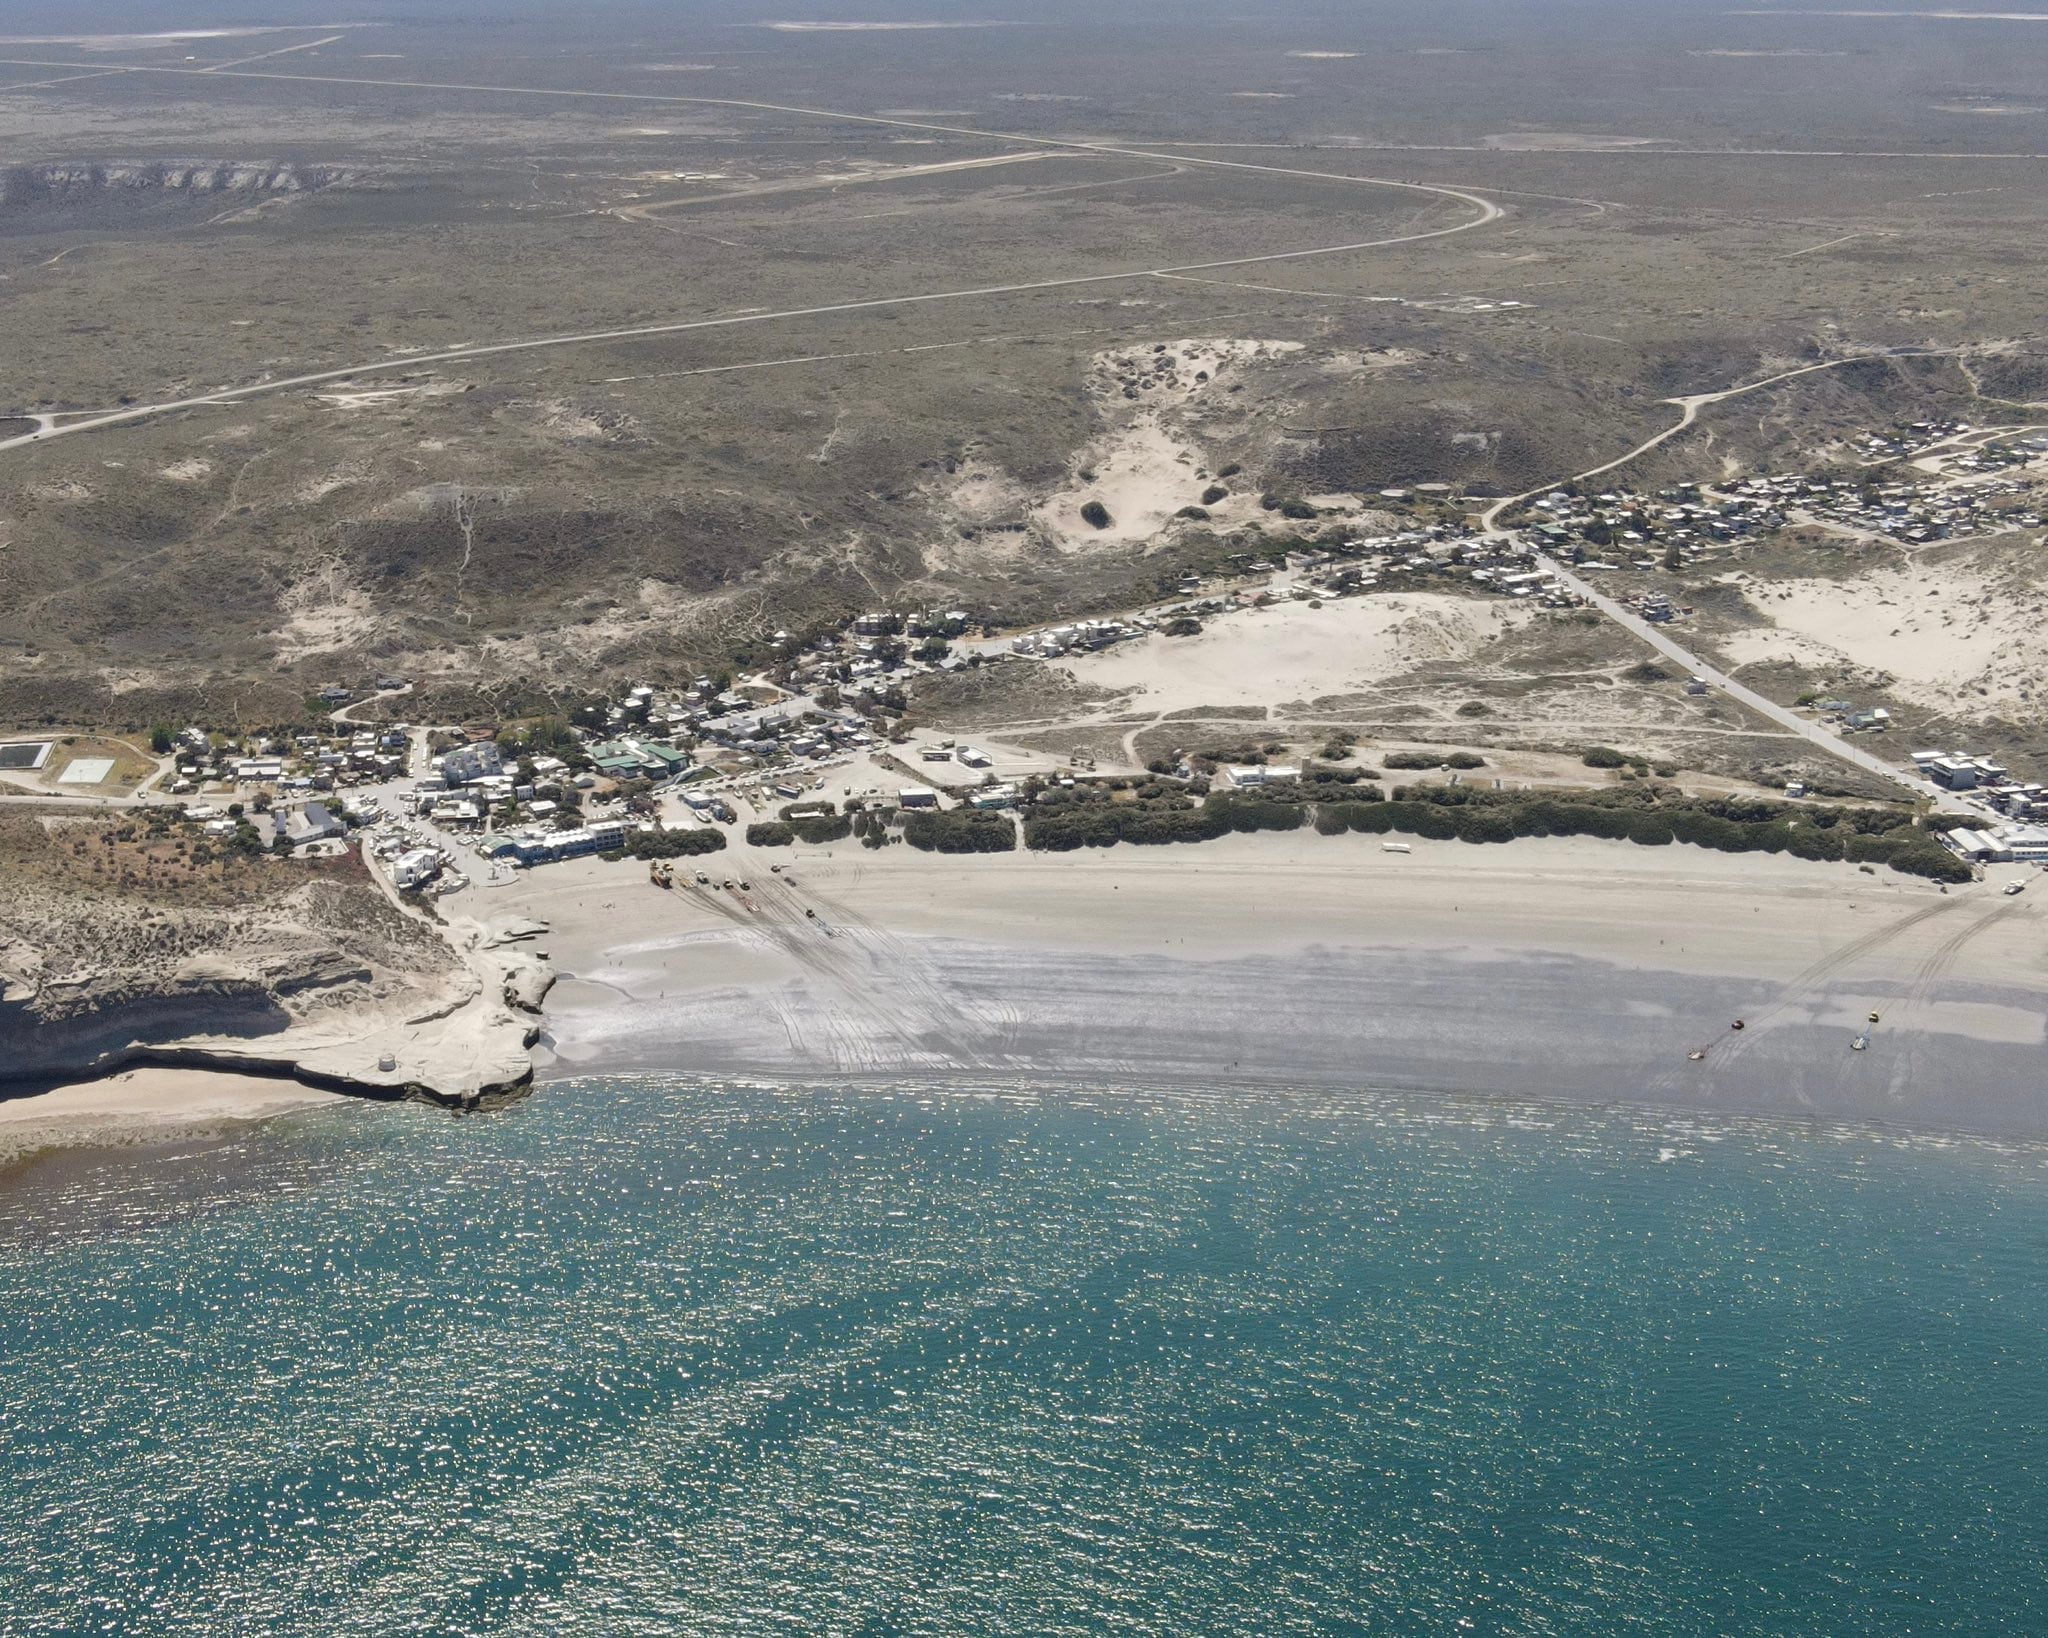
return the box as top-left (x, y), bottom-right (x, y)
top-left (1024, 796), bottom-right (1305, 851)
top-left (748, 814), bottom-right (852, 846)
top-left (1315, 794), bottom-right (1968, 881)
top-left (794, 814), bottom-right (853, 844)
top-left (903, 809), bottom-right (1017, 853)
top-left (625, 827), bottom-right (727, 859)
top-left (720, 776), bottom-right (1969, 885)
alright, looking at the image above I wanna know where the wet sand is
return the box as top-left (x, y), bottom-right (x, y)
top-left (498, 832), bottom-right (2048, 1138)
top-left (0, 1068), bottom-right (348, 1170)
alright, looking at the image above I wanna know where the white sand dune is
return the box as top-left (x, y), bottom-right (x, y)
top-left (1723, 558), bottom-right (2048, 709)
top-left (1056, 592), bottom-right (1530, 712)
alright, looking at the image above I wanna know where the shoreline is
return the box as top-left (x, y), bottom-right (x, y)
top-left (533, 1065), bottom-right (2048, 1158)
top-left (512, 831), bottom-right (2048, 1138)
top-left (14, 830), bottom-right (2044, 1154)
top-left (0, 1066), bottom-right (351, 1171)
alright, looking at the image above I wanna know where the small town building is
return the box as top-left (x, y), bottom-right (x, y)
top-left (392, 849), bottom-right (442, 890)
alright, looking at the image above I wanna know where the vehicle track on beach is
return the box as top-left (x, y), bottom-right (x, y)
top-left (788, 878), bottom-right (1022, 1072)
top-left (1898, 900), bottom-right (2021, 1025)
top-left (686, 873), bottom-right (1004, 1072)
top-left (1661, 896), bottom-right (1963, 1087)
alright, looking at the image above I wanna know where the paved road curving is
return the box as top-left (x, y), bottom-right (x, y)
top-left (0, 75), bottom-right (1502, 459)
top-left (1532, 553), bottom-right (1965, 811)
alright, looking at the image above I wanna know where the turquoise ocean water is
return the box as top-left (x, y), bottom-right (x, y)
top-left (3, 1076), bottom-right (2046, 1634)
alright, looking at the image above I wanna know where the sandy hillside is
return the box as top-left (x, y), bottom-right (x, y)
top-left (1722, 550), bottom-right (2048, 710)
top-left (1032, 339), bottom-right (1306, 548)
top-left (1055, 592), bottom-right (1531, 712)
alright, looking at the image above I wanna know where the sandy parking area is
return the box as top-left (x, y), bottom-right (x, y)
top-left (1056, 592), bottom-right (1529, 712)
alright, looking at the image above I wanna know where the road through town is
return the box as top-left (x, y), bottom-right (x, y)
top-left (1477, 348), bottom-right (1972, 534)
top-left (1464, 347), bottom-right (2018, 805)
top-left (1530, 552), bottom-right (1961, 809)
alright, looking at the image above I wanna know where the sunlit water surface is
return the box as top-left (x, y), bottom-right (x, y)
top-left (3, 1077), bottom-right (2046, 1634)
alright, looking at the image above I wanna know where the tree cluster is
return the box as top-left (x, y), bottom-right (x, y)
top-left (902, 809), bottom-right (1017, 853)
top-left (624, 827), bottom-right (727, 859)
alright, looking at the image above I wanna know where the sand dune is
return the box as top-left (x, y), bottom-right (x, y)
top-left (1056, 592), bottom-right (1529, 712)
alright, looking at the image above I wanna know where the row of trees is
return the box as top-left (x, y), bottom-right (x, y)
top-left (902, 809), bottom-right (1017, 853)
top-left (1313, 789), bottom-right (1969, 882)
top-left (687, 768), bottom-right (1966, 887)
top-left (747, 813), bottom-right (855, 847)
top-left (1024, 796), bottom-right (1305, 851)
top-left (624, 827), bottom-right (726, 859)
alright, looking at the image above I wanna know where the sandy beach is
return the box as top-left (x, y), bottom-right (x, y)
top-left (0, 1067), bottom-right (348, 1169)
top-left (489, 831), bottom-right (2048, 1138)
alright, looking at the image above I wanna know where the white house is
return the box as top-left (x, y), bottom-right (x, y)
top-left (392, 849), bottom-right (443, 890)
top-left (1218, 764), bottom-right (1300, 790)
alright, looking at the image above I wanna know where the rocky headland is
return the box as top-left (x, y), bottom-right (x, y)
top-left (0, 810), bottom-right (548, 1109)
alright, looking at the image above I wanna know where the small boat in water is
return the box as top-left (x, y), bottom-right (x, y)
top-left (1851, 1034), bottom-right (1869, 1051)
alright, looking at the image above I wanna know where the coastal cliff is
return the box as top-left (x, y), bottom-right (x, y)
top-left (0, 813), bottom-right (548, 1106)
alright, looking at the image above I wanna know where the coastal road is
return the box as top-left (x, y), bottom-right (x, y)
top-left (615, 150), bottom-right (1075, 223)
top-left (1469, 346), bottom-right (2014, 806)
top-left (1529, 552), bottom-right (1965, 810)
top-left (8, 53), bottom-right (2047, 164)
top-left (0, 791), bottom-right (144, 808)
top-left (0, 784), bottom-right (166, 809)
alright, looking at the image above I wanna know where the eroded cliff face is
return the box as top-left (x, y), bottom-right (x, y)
top-left (0, 160), bottom-right (368, 211)
top-left (0, 874), bottom-right (469, 1086)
